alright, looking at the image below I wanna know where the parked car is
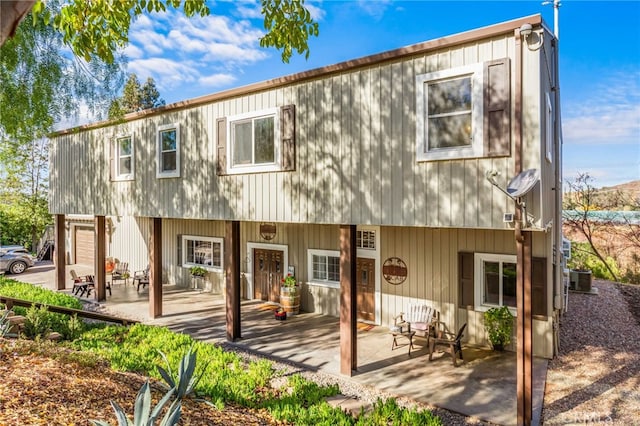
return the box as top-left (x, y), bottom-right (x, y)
top-left (0, 246), bottom-right (36, 274)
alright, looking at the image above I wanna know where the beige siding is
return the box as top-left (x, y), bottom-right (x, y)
top-left (107, 216), bottom-right (151, 274)
top-left (379, 226), bottom-right (554, 358)
top-left (50, 32), bottom-right (551, 231)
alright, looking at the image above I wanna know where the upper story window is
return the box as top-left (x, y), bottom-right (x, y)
top-left (416, 63), bottom-right (483, 161)
top-left (416, 59), bottom-right (511, 161)
top-left (112, 135), bottom-right (134, 181)
top-left (157, 123), bottom-right (180, 178)
top-left (308, 249), bottom-right (340, 288)
top-left (229, 108), bottom-right (279, 173)
top-left (182, 235), bottom-right (223, 271)
top-left (356, 230), bottom-right (376, 250)
top-left (216, 105), bottom-right (296, 175)
top-left (474, 253), bottom-right (517, 312)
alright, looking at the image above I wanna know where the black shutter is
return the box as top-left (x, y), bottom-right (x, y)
top-left (216, 117), bottom-right (227, 175)
top-left (176, 234), bottom-right (183, 267)
top-left (280, 104), bottom-right (296, 171)
top-left (532, 257), bottom-right (547, 317)
top-left (109, 139), bottom-right (115, 180)
top-left (459, 252), bottom-right (475, 309)
top-left (484, 58), bottom-right (511, 157)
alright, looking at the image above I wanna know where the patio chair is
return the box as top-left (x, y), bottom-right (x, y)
top-left (133, 265), bottom-right (150, 292)
top-left (428, 322), bottom-right (467, 367)
top-left (393, 303), bottom-right (437, 345)
top-left (111, 262), bottom-right (129, 285)
top-left (70, 270), bottom-right (92, 296)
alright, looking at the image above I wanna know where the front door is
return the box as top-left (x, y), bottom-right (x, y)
top-left (254, 249), bottom-right (284, 302)
top-left (356, 257), bottom-right (375, 321)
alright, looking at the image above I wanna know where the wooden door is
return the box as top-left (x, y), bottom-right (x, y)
top-left (356, 258), bottom-right (375, 321)
top-left (253, 249), bottom-right (284, 302)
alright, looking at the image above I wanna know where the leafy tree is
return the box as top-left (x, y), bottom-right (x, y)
top-left (109, 74), bottom-right (166, 117)
top-left (21, 0), bottom-right (318, 64)
top-left (0, 0), bottom-right (126, 248)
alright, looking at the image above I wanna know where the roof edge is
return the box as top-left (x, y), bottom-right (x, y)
top-left (52, 14), bottom-right (543, 136)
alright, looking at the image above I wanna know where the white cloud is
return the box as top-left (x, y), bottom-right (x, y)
top-left (563, 72), bottom-right (640, 146)
top-left (235, 2), bottom-right (262, 19)
top-left (123, 44), bottom-right (144, 59)
top-left (199, 73), bottom-right (237, 87)
top-left (127, 58), bottom-right (200, 89)
top-left (356, 0), bottom-right (392, 20)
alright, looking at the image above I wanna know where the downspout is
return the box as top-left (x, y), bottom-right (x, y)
top-left (514, 30), bottom-right (524, 241)
top-left (553, 34), bottom-right (563, 355)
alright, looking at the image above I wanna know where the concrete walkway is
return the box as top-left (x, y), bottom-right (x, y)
top-left (11, 261), bottom-right (547, 425)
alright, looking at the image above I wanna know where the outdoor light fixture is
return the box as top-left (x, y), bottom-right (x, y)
top-left (519, 23), bottom-right (543, 51)
top-left (519, 23), bottom-right (533, 37)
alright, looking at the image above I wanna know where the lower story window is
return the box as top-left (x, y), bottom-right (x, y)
top-left (474, 253), bottom-right (517, 311)
top-left (182, 235), bottom-right (223, 271)
top-left (308, 249), bottom-right (340, 288)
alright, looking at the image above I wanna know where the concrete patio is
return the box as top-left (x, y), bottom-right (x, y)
top-left (15, 261), bottom-right (547, 425)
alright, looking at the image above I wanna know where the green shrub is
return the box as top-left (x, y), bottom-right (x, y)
top-left (357, 398), bottom-right (442, 426)
top-left (0, 279), bottom-right (83, 309)
top-left (22, 304), bottom-right (52, 339)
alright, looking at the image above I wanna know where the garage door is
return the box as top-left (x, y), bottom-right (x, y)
top-left (75, 227), bottom-right (95, 265)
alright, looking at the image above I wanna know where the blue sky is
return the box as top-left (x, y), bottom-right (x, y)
top-left (117, 0), bottom-right (639, 188)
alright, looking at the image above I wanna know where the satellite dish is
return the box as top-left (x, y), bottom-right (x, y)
top-left (506, 169), bottom-right (539, 198)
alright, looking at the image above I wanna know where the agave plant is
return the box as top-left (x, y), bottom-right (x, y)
top-left (91, 381), bottom-right (181, 426)
top-left (0, 309), bottom-right (16, 338)
top-left (157, 345), bottom-right (209, 400)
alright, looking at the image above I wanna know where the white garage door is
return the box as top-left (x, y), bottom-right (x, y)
top-left (75, 227), bottom-right (95, 265)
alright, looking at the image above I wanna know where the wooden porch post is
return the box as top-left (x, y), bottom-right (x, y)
top-left (339, 224), bottom-right (357, 376)
top-left (94, 216), bottom-right (107, 301)
top-left (225, 220), bottom-right (241, 341)
top-left (149, 217), bottom-right (163, 318)
top-left (516, 229), bottom-right (533, 425)
top-left (54, 214), bottom-right (66, 291)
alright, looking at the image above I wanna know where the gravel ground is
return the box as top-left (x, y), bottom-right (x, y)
top-left (542, 280), bottom-right (640, 425)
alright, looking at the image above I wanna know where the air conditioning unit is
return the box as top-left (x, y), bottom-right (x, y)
top-left (570, 270), bottom-right (592, 292)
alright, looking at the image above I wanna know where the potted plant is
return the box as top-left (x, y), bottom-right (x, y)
top-left (279, 273), bottom-right (300, 315)
top-left (189, 266), bottom-right (208, 290)
top-left (189, 266), bottom-right (207, 277)
top-left (483, 306), bottom-right (514, 351)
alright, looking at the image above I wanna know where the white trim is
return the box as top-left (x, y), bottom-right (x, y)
top-left (156, 123), bottom-right (181, 178)
top-left (226, 107), bottom-right (281, 175)
top-left (113, 134), bottom-right (135, 181)
top-left (545, 92), bottom-right (553, 163)
top-left (307, 249), bottom-right (341, 289)
top-left (474, 252), bottom-right (517, 314)
top-left (416, 62), bottom-right (484, 161)
top-left (245, 241), bottom-right (289, 300)
top-left (181, 235), bottom-right (223, 272)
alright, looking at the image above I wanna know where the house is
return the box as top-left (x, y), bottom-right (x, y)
top-left (49, 14), bottom-right (562, 368)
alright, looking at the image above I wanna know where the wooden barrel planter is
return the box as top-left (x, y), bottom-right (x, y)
top-left (279, 286), bottom-right (300, 315)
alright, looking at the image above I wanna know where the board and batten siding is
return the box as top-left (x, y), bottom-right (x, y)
top-left (379, 226), bottom-right (553, 358)
top-left (50, 33), bottom-right (549, 230)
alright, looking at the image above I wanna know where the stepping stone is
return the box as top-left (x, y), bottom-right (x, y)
top-left (325, 394), bottom-right (372, 417)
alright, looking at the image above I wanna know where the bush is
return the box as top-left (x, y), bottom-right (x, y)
top-left (22, 304), bottom-right (52, 339)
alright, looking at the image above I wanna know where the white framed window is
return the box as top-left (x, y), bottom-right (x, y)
top-left (182, 235), bottom-right (223, 271)
top-left (356, 229), bottom-right (376, 250)
top-left (545, 93), bottom-right (553, 163)
top-left (114, 135), bottom-right (134, 180)
top-left (157, 123), bottom-right (180, 178)
top-left (307, 249), bottom-right (341, 288)
top-left (416, 63), bottom-right (484, 161)
top-left (474, 253), bottom-right (517, 312)
top-left (227, 108), bottom-right (280, 174)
